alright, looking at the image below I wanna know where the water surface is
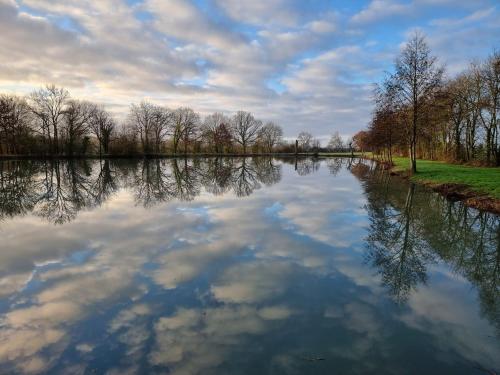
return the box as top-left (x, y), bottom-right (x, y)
top-left (0, 157), bottom-right (498, 374)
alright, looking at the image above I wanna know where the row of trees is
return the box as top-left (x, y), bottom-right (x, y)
top-left (1, 86), bottom-right (337, 156)
top-left (0, 86), bottom-right (115, 156)
top-left (354, 32), bottom-right (500, 169)
top-left (128, 103), bottom-right (286, 155)
top-left (1, 85), bottom-right (358, 157)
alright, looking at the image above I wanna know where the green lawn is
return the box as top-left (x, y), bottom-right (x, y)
top-left (318, 152), bottom-right (367, 157)
top-left (392, 157), bottom-right (500, 199)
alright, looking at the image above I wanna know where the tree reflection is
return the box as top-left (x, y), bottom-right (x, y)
top-left (326, 158), bottom-right (344, 176)
top-left (0, 157), bottom-right (283, 224)
top-left (365, 182), bottom-right (434, 303)
top-left (199, 158), bottom-right (234, 196)
top-left (254, 157), bottom-right (282, 186)
top-left (133, 159), bottom-right (176, 207)
top-left (0, 161), bottom-right (39, 221)
top-left (36, 160), bottom-right (92, 224)
top-left (295, 157), bottom-right (320, 176)
top-left (354, 162), bottom-right (500, 333)
top-left (171, 158), bottom-right (201, 201)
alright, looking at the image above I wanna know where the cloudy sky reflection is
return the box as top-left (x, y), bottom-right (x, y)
top-left (0, 158), bottom-right (498, 374)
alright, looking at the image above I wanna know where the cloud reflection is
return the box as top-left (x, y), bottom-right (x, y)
top-left (0, 158), bottom-right (498, 373)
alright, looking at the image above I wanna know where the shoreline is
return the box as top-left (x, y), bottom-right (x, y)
top-left (375, 158), bottom-right (500, 215)
top-left (0, 152), bottom-right (362, 160)
top-left (2, 153), bottom-right (497, 215)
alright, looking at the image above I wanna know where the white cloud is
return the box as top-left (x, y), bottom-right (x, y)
top-left (0, 0), bottom-right (498, 139)
top-left (350, 0), bottom-right (413, 24)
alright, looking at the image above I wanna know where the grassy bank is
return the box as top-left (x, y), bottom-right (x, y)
top-left (393, 158), bottom-right (500, 201)
top-left (317, 152), bottom-right (365, 157)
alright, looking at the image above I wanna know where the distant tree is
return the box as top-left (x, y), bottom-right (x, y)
top-left (297, 131), bottom-right (313, 152)
top-left (89, 106), bottom-right (115, 155)
top-left (171, 107), bottom-right (200, 154)
top-left (480, 50), bottom-right (500, 165)
top-left (63, 100), bottom-right (94, 156)
top-left (28, 84), bottom-right (69, 154)
top-left (258, 121), bottom-right (283, 153)
top-left (0, 95), bottom-right (32, 155)
top-left (150, 106), bottom-right (172, 153)
top-left (231, 111), bottom-right (262, 154)
top-left (311, 138), bottom-right (321, 152)
top-left (112, 123), bottom-right (137, 155)
top-left (129, 102), bottom-right (155, 153)
top-left (328, 131), bottom-right (344, 152)
top-left (352, 130), bottom-right (370, 154)
top-left (202, 113), bottom-right (233, 153)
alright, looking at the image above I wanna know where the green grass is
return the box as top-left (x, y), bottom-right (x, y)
top-left (391, 157), bottom-right (500, 199)
top-left (318, 152), bottom-right (367, 157)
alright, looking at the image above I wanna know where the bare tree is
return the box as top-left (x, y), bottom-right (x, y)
top-left (29, 84), bottom-right (69, 154)
top-left (328, 131), bottom-right (344, 152)
top-left (480, 50), bottom-right (500, 165)
top-left (63, 100), bottom-right (94, 156)
top-left (231, 111), bottom-right (262, 154)
top-left (0, 95), bottom-right (32, 155)
top-left (258, 121), bottom-right (283, 153)
top-left (202, 113), bottom-right (232, 153)
top-left (89, 106), bottom-right (115, 156)
top-left (171, 107), bottom-right (200, 154)
top-left (311, 138), bottom-right (321, 152)
top-left (297, 131), bottom-right (313, 152)
top-left (182, 111), bottom-right (200, 154)
top-left (129, 102), bottom-right (156, 154)
top-left (463, 64), bottom-right (483, 161)
top-left (389, 32), bottom-right (444, 173)
top-left (447, 75), bottom-right (469, 160)
top-left (151, 106), bottom-right (172, 153)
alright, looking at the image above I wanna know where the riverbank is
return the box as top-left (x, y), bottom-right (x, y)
top-left (387, 157), bottom-right (500, 214)
top-left (0, 152), bottom-right (364, 160)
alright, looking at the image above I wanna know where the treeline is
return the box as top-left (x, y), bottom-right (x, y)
top-left (0, 85), bottom-right (349, 157)
top-left (353, 32), bottom-right (500, 170)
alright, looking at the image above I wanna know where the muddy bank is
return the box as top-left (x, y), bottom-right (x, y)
top-left (422, 182), bottom-right (500, 214)
top-left (380, 162), bottom-right (500, 215)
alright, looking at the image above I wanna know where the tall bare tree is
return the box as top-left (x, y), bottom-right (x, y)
top-left (0, 95), bottom-right (32, 155)
top-left (481, 51), bottom-right (500, 165)
top-left (151, 106), bottom-right (172, 153)
top-left (202, 113), bottom-right (232, 153)
top-left (328, 131), bottom-right (344, 152)
top-left (171, 107), bottom-right (199, 154)
top-left (389, 32), bottom-right (444, 173)
top-left (231, 111), bottom-right (262, 154)
top-left (258, 121), bottom-right (283, 153)
top-left (29, 84), bottom-right (69, 155)
top-left (63, 100), bottom-right (94, 156)
top-left (129, 102), bottom-right (156, 154)
top-left (89, 106), bottom-right (115, 156)
top-left (297, 131), bottom-right (313, 152)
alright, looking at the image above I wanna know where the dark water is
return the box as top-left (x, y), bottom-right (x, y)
top-left (0, 157), bottom-right (498, 375)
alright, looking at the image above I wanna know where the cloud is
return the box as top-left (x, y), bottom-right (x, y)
top-left (149, 304), bottom-right (294, 374)
top-left (0, 0), bottom-right (497, 138)
top-left (214, 0), bottom-right (301, 27)
top-left (350, 0), bottom-right (413, 24)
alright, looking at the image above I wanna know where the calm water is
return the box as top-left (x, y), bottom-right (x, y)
top-left (0, 157), bottom-right (498, 375)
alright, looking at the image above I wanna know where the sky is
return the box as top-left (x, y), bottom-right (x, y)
top-left (0, 0), bottom-right (499, 141)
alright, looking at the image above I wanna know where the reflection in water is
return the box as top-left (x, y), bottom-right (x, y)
top-left (0, 157), bottom-right (282, 224)
top-left (0, 157), bottom-right (499, 374)
top-left (353, 161), bottom-right (500, 332)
